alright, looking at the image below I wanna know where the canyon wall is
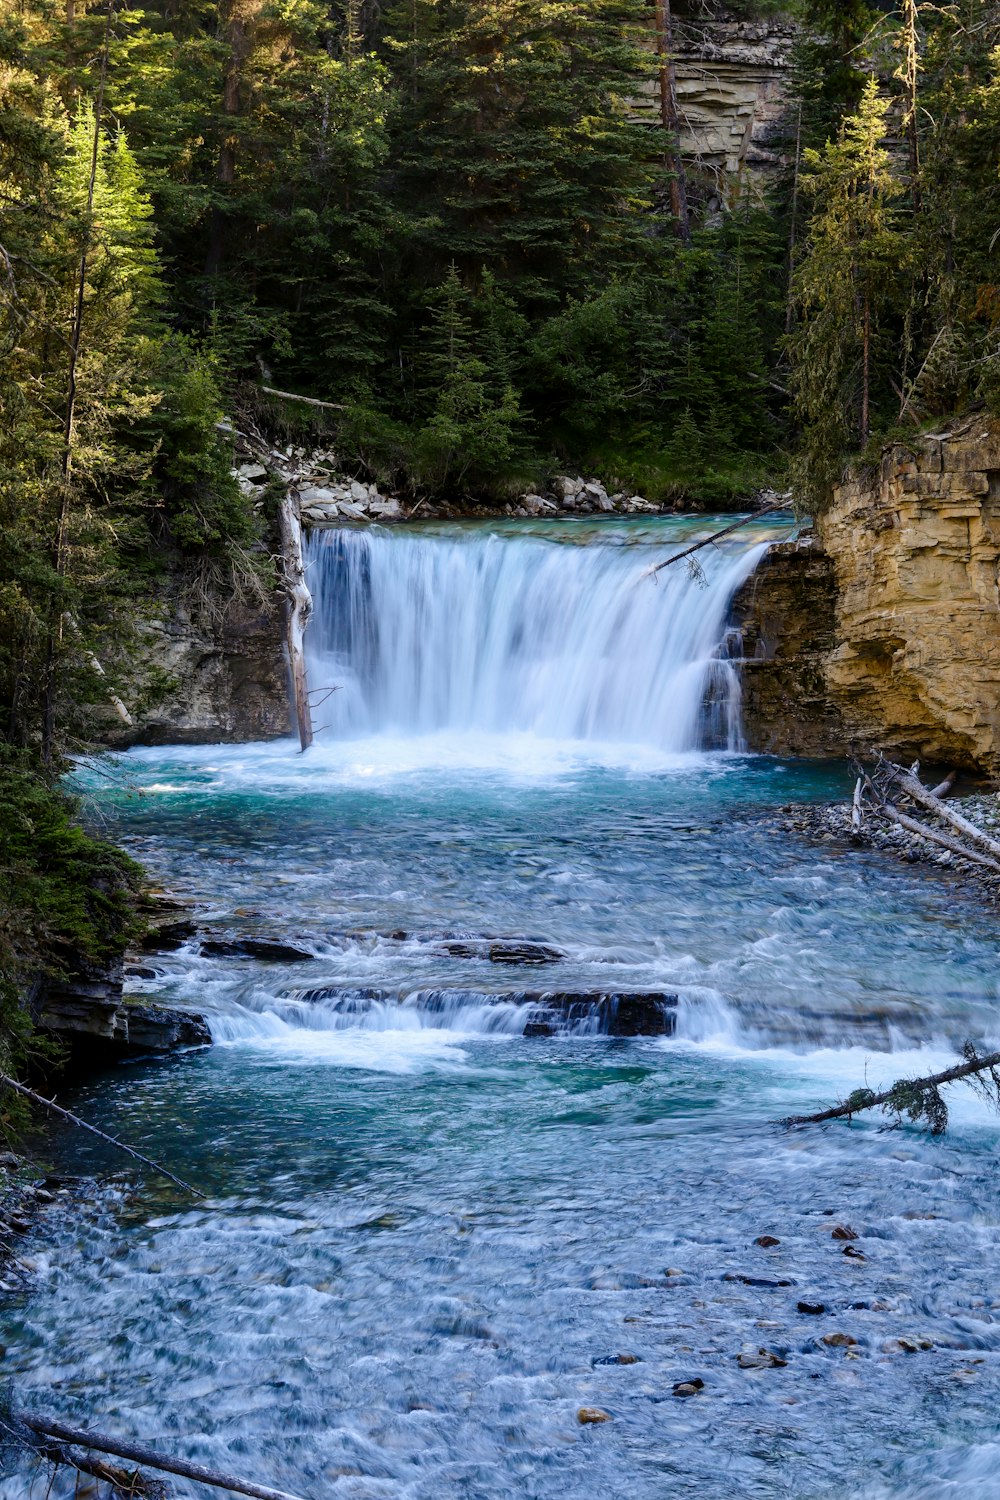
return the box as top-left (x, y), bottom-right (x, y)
top-left (111, 579), bottom-right (289, 746)
top-left (633, 10), bottom-right (798, 207)
top-left (738, 418), bottom-right (1000, 775)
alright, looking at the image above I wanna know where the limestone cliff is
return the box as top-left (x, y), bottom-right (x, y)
top-left (737, 418), bottom-right (1000, 774)
top-left (633, 7), bottom-right (798, 203)
top-left (113, 575), bottom-right (289, 746)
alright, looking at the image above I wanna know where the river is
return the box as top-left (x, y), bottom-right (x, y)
top-left (3, 516), bottom-right (1000, 1499)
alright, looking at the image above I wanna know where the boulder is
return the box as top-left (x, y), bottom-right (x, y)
top-left (350, 480), bottom-right (369, 503)
top-left (370, 497), bottom-right (404, 520)
top-left (552, 475), bottom-right (583, 501)
top-left (336, 501), bottom-right (368, 520)
top-left (237, 463), bottom-right (267, 483)
top-left (299, 486), bottom-right (337, 506)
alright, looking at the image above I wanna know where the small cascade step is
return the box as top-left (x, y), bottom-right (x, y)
top-left (284, 986), bottom-right (677, 1037)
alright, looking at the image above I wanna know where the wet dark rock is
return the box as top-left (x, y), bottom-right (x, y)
top-left (822, 1333), bottom-right (858, 1348)
top-left (121, 1003), bottom-right (212, 1052)
top-left (724, 1273), bottom-right (795, 1288)
top-left (797, 1301), bottom-right (826, 1315)
top-left (672, 1379), bottom-right (704, 1397)
top-left (488, 941), bottom-right (564, 965)
top-left (125, 964), bottom-right (160, 980)
top-left (832, 1225), bottom-right (858, 1241)
top-left (842, 1245), bottom-right (866, 1260)
top-left (287, 986), bottom-right (677, 1037)
top-left (137, 894), bottom-right (197, 951)
top-left (736, 1349), bottom-right (787, 1370)
top-left (755, 1235), bottom-right (781, 1248)
top-left (592, 1353), bottom-right (641, 1366)
top-left (200, 937), bottom-right (315, 962)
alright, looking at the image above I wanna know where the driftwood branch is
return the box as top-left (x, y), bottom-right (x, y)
top-left (641, 501), bottom-right (786, 581)
top-left (889, 767), bottom-right (1000, 863)
top-left (21, 1413), bottom-right (309, 1500)
top-left (881, 803), bottom-right (1000, 870)
top-left (261, 385), bottom-right (346, 412)
top-left (848, 757), bottom-right (1000, 873)
top-left (783, 1048), bottom-right (1000, 1129)
top-left (277, 493), bottom-right (314, 752)
top-left (0, 1075), bottom-right (202, 1197)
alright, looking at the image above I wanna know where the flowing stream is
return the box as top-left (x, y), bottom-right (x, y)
top-left (4, 516), bottom-right (1000, 1499)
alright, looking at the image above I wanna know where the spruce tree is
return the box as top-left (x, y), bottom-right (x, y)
top-left (787, 79), bottom-right (905, 510)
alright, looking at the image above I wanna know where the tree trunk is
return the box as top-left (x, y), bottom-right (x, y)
top-left (860, 292), bottom-right (871, 443)
top-left (41, 0), bottom-right (114, 765)
top-left (783, 1048), bottom-right (1000, 1128)
top-left (900, 0), bottom-right (921, 211)
top-left (654, 0), bottom-right (691, 245)
top-left (206, 0), bottom-right (260, 279)
top-left (277, 493), bottom-right (314, 752)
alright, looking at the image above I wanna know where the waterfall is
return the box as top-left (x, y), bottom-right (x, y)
top-left (304, 522), bottom-right (771, 751)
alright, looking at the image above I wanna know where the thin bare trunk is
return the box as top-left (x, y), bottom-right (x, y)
top-left (0, 1074), bottom-right (202, 1196)
top-left (41, 0), bottom-right (114, 765)
top-left (20, 1414), bottom-right (309, 1500)
top-left (900, 0), bottom-right (921, 211)
top-left (206, 0), bottom-right (260, 278)
top-left (277, 492), bottom-right (314, 751)
top-left (655, 0), bottom-right (691, 244)
top-left (785, 102), bottom-right (802, 336)
top-left (860, 292), bottom-right (871, 443)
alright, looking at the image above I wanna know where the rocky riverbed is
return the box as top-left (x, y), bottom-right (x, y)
top-left (767, 791), bottom-right (1000, 907)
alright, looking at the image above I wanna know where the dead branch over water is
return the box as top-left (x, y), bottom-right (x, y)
top-left (782, 1044), bottom-right (1000, 1134)
top-left (0, 1075), bottom-right (202, 1197)
top-left (17, 1410), bottom-right (310, 1500)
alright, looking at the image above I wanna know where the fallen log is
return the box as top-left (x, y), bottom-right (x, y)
top-left (261, 385), bottom-right (346, 413)
top-left (782, 1045), bottom-right (1000, 1134)
top-left (277, 492), bottom-right (313, 752)
top-left (21, 1413), bottom-right (311, 1500)
top-left (0, 1075), bottom-right (202, 1197)
top-left (887, 765), bottom-right (1000, 864)
top-left (641, 501), bottom-right (787, 581)
top-left (880, 803), bottom-right (1000, 871)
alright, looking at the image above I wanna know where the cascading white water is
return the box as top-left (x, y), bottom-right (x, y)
top-left (304, 522), bottom-right (771, 750)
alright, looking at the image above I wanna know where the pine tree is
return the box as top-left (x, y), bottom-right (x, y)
top-left (787, 80), bottom-right (905, 509)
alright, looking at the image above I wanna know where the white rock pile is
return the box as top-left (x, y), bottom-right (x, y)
top-left (230, 445), bottom-right (405, 526)
top-left (515, 475), bottom-right (660, 516)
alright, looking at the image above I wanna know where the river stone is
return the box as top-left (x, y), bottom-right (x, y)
top-left (822, 1333), bottom-right (858, 1348)
top-left (336, 500), bottom-right (368, 519)
top-left (299, 486), bottom-right (336, 505)
top-left (672, 1379), bottom-right (704, 1397)
top-left (736, 1349), bottom-right (787, 1369)
top-left (488, 940), bottom-right (563, 965)
top-left (200, 937), bottom-right (315, 962)
top-left (577, 1408), bottom-right (612, 1425)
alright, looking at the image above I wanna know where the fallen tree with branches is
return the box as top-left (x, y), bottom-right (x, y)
top-left (848, 756), bottom-right (1000, 874)
top-left (782, 1043), bottom-right (1000, 1135)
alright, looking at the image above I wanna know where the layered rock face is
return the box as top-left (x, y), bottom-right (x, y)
top-left (633, 10), bottom-right (798, 200)
top-left (121, 587), bottom-right (289, 745)
top-left (737, 420), bottom-right (1000, 774)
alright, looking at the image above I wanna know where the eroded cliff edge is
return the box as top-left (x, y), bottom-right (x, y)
top-left (736, 418), bottom-right (1000, 773)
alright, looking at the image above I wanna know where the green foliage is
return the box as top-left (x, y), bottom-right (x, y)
top-left (787, 81), bottom-right (906, 509)
top-left (0, 752), bottom-right (142, 1115)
